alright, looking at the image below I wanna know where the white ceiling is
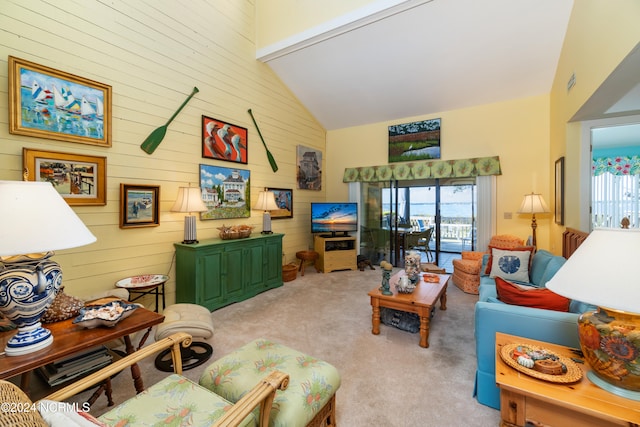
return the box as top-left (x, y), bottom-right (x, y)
top-left (259, 0), bottom-right (575, 131)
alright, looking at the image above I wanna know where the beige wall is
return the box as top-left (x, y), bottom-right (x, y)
top-left (549, 0), bottom-right (640, 251)
top-left (0, 1), bottom-right (325, 305)
top-left (326, 95), bottom-right (554, 251)
top-left (255, 0), bottom-right (376, 49)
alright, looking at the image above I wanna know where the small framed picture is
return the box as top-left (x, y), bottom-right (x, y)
top-left (202, 116), bottom-right (248, 164)
top-left (268, 188), bottom-right (293, 219)
top-left (120, 184), bottom-right (160, 228)
top-left (23, 148), bottom-right (107, 206)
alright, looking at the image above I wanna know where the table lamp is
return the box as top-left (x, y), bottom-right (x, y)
top-left (546, 228), bottom-right (640, 400)
top-left (517, 192), bottom-right (549, 247)
top-left (254, 190), bottom-right (278, 234)
top-left (0, 181), bottom-right (96, 356)
top-left (171, 186), bottom-right (208, 244)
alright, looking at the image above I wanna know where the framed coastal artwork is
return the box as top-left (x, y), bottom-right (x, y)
top-left (268, 188), bottom-right (293, 219)
top-left (119, 184), bottom-right (160, 228)
top-left (9, 56), bottom-right (112, 147)
top-left (201, 116), bottom-right (248, 164)
top-left (388, 118), bottom-right (441, 163)
top-left (199, 164), bottom-right (251, 220)
top-left (23, 148), bottom-right (107, 206)
top-left (296, 145), bottom-right (322, 190)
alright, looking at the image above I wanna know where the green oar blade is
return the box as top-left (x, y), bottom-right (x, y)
top-left (140, 126), bottom-right (168, 154)
top-left (266, 150), bottom-right (278, 172)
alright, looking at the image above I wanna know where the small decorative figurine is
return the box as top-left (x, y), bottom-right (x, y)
top-left (379, 261), bottom-right (393, 295)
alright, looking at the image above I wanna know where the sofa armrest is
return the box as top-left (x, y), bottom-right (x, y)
top-left (40, 332), bottom-right (192, 402)
top-left (213, 370), bottom-right (289, 427)
top-left (461, 251), bottom-right (485, 261)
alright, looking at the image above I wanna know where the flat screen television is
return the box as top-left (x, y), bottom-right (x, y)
top-left (311, 202), bottom-right (358, 237)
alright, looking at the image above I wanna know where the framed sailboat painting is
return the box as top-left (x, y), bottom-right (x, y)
top-left (8, 56), bottom-right (112, 147)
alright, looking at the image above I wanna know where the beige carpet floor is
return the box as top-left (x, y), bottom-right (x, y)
top-left (69, 267), bottom-right (500, 426)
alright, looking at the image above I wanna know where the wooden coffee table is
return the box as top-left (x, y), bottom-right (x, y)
top-left (368, 271), bottom-right (448, 348)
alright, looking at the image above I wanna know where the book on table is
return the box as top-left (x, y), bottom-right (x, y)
top-left (37, 345), bottom-right (113, 387)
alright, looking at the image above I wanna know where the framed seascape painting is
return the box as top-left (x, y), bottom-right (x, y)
top-left (199, 164), bottom-right (251, 220)
top-left (23, 148), bottom-right (107, 206)
top-left (202, 116), bottom-right (248, 164)
top-left (296, 145), bottom-right (322, 190)
top-left (9, 56), bottom-right (112, 147)
top-left (388, 118), bottom-right (441, 163)
top-left (119, 184), bottom-right (160, 229)
top-left (268, 188), bottom-right (293, 219)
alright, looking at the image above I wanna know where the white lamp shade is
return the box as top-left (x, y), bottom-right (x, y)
top-left (546, 228), bottom-right (640, 313)
top-left (254, 191), bottom-right (278, 211)
top-left (171, 187), bottom-right (207, 213)
top-left (517, 193), bottom-right (549, 214)
top-left (0, 181), bottom-right (96, 256)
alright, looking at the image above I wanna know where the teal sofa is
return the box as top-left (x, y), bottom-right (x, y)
top-left (473, 249), bottom-right (592, 409)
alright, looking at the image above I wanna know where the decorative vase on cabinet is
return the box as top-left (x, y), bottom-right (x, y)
top-left (174, 234), bottom-right (283, 311)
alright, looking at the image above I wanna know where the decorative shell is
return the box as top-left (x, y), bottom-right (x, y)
top-left (517, 355), bottom-right (535, 368)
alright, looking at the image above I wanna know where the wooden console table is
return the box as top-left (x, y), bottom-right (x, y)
top-left (0, 306), bottom-right (164, 403)
top-left (496, 332), bottom-right (640, 426)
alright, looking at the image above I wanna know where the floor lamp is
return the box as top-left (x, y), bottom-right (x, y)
top-left (172, 186), bottom-right (208, 244)
top-left (517, 192), bottom-right (549, 248)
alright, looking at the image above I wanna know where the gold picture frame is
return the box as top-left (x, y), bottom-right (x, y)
top-left (23, 148), bottom-right (107, 206)
top-left (9, 56), bottom-right (112, 147)
top-left (120, 184), bottom-right (160, 228)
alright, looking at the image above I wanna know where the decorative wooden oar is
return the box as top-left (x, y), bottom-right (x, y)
top-left (141, 87), bottom-right (199, 154)
top-left (248, 109), bottom-right (278, 172)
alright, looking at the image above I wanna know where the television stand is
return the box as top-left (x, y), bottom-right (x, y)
top-left (314, 235), bottom-right (357, 273)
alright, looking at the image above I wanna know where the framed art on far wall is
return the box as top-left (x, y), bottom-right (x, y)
top-left (23, 148), bottom-right (107, 206)
top-left (9, 56), bottom-right (112, 147)
top-left (555, 157), bottom-right (565, 225)
top-left (119, 184), bottom-right (160, 228)
top-left (268, 188), bottom-right (293, 219)
top-left (199, 164), bottom-right (251, 220)
top-left (202, 116), bottom-right (248, 164)
top-left (388, 118), bottom-right (441, 163)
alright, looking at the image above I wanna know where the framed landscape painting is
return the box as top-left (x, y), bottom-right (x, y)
top-left (9, 56), bottom-right (112, 147)
top-left (119, 184), bottom-right (160, 228)
top-left (23, 148), bottom-right (107, 206)
top-left (388, 118), bottom-right (441, 163)
top-left (202, 116), bottom-right (248, 164)
top-left (268, 188), bottom-right (293, 219)
top-left (199, 164), bottom-right (251, 220)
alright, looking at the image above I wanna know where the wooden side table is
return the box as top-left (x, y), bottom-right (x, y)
top-left (496, 332), bottom-right (640, 426)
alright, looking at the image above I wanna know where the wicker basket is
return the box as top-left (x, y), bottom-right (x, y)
top-left (282, 263), bottom-right (298, 282)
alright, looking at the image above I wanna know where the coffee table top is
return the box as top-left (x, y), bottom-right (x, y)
top-left (0, 306), bottom-right (164, 379)
top-left (368, 270), bottom-right (449, 307)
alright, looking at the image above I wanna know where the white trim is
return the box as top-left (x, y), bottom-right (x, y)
top-left (256, 0), bottom-right (434, 62)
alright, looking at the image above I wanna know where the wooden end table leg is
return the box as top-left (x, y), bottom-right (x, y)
top-left (419, 314), bottom-right (430, 348)
top-left (440, 289), bottom-right (447, 310)
top-left (124, 335), bottom-right (145, 394)
top-left (371, 300), bottom-right (381, 335)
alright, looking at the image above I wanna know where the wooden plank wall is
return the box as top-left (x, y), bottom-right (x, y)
top-left (0, 0), bottom-right (326, 305)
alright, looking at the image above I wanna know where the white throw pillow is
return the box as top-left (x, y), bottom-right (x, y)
top-left (37, 400), bottom-right (105, 427)
top-left (489, 247), bottom-right (531, 283)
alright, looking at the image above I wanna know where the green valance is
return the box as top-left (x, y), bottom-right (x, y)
top-left (342, 156), bottom-right (501, 182)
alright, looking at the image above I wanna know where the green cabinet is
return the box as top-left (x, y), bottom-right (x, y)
top-left (174, 233), bottom-right (283, 311)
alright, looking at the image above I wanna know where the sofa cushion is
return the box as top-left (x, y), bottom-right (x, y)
top-left (538, 256), bottom-right (566, 288)
top-left (529, 250), bottom-right (555, 287)
top-left (485, 245), bottom-right (534, 275)
top-left (495, 277), bottom-right (570, 312)
top-left (489, 247), bottom-right (534, 283)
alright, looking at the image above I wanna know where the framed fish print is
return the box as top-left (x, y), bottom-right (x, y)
top-left (23, 148), bottom-right (107, 206)
top-left (202, 116), bottom-right (248, 164)
top-left (9, 56), bottom-right (112, 147)
top-left (120, 184), bottom-right (160, 228)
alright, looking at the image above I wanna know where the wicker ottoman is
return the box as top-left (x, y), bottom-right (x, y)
top-left (199, 338), bottom-right (340, 427)
top-left (154, 303), bottom-right (215, 371)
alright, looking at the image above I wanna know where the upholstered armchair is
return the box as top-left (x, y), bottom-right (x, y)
top-left (452, 234), bottom-right (524, 294)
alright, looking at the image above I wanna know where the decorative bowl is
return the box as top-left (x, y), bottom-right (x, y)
top-left (217, 225), bottom-right (254, 240)
top-left (115, 274), bottom-right (169, 289)
top-left (395, 276), bottom-right (416, 294)
top-left (73, 300), bottom-right (139, 329)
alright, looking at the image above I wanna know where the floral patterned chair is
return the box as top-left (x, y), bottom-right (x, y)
top-left (199, 338), bottom-right (341, 427)
top-left (452, 234), bottom-right (524, 294)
